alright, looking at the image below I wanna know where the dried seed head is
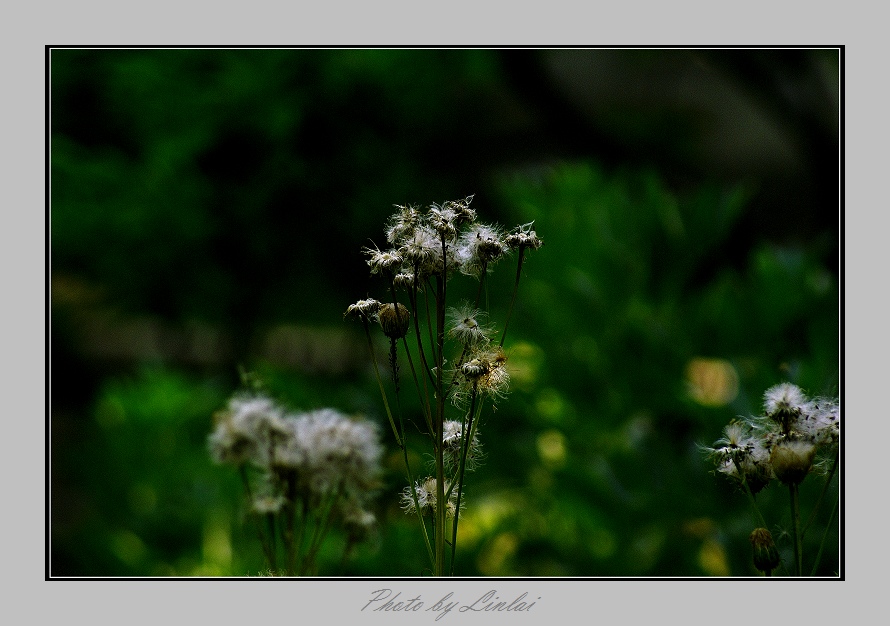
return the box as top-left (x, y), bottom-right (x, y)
top-left (440, 419), bottom-right (484, 473)
top-left (459, 223), bottom-right (507, 277)
top-left (447, 305), bottom-right (492, 346)
top-left (702, 421), bottom-right (773, 494)
top-left (461, 358), bottom-right (488, 379)
top-left (427, 205), bottom-right (459, 240)
top-left (392, 272), bottom-right (416, 291)
top-left (400, 477), bottom-right (461, 518)
top-left (506, 221), bottom-right (543, 251)
top-left (364, 246), bottom-right (403, 275)
top-left (378, 302), bottom-right (411, 339)
top-left (386, 204), bottom-right (422, 244)
top-left (344, 298), bottom-right (382, 321)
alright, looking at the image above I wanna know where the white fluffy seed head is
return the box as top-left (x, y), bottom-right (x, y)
top-left (208, 393), bottom-right (289, 467)
top-left (273, 408), bottom-right (383, 497)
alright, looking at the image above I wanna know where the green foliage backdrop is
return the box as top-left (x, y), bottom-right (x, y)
top-left (50, 48), bottom-right (840, 577)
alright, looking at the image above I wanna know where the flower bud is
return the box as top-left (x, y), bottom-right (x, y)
top-left (749, 528), bottom-right (780, 574)
top-left (378, 302), bottom-right (411, 339)
top-left (770, 439), bottom-right (816, 485)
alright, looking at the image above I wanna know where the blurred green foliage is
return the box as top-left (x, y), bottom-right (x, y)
top-left (50, 48), bottom-right (839, 577)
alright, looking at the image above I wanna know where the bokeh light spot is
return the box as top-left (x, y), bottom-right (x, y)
top-left (536, 429), bottom-right (567, 468)
top-left (685, 357), bottom-right (739, 407)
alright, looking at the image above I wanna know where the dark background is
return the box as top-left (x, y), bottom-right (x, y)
top-left (50, 47), bottom-right (840, 577)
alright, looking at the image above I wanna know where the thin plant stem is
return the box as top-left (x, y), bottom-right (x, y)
top-left (300, 485), bottom-right (343, 576)
top-left (424, 277), bottom-right (441, 379)
top-left (285, 472), bottom-right (299, 576)
top-left (789, 483), bottom-right (803, 576)
top-left (293, 495), bottom-right (309, 575)
top-left (409, 271), bottom-right (437, 390)
top-left (449, 383), bottom-right (480, 575)
top-left (361, 319), bottom-right (402, 448)
top-left (392, 282), bottom-right (433, 434)
top-left (434, 271), bottom-right (446, 577)
top-left (239, 466), bottom-right (276, 570)
top-left (731, 457), bottom-right (770, 530)
top-left (500, 246), bottom-right (526, 348)
top-left (809, 490), bottom-right (839, 576)
top-left (474, 261), bottom-right (488, 309)
top-left (407, 287), bottom-right (435, 425)
top-left (387, 324), bottom-right (435, 568)
top-left (802, 452), bottom-right (839, 540)
top-left (266, 513), bottom-right (277, 573)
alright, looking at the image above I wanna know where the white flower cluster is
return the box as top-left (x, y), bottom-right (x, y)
top-left (209, 393), bottom-right (382, 513)
top-left (704, 382), bottom-right (839, 490)
top-left (363, 196), bottom-right (540, 284)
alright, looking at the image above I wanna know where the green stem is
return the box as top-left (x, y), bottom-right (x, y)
top-left (809, 490), bottom-right (839, 576)
top-left (266, 513), bottom-right (277, 573)
top-left (789, 482), bottom-right (803, 576)
top-left (362, 319), bottom-right (401, 448)
top-left (731, 457), bottom-right (769, 530)
top-left (387, 320), bottom-right (435, 568)
top-left (285, 472), bottom-right (298, 576)
top-left (500, 246), bottom-right (526, 348)
top-left (423, 277), bottom-right (438, 382)
top-left (300, 486), bottom-right (343, 576)
top-left (802, 451), bottom-right (839, 540)
top-left (449, 383), bottom-right (479, 575)
top-left (434, 271), bottom-right (446, 577)
top-left (394, 282), bottom-right (433, 434)
top-left (239, 466), bottom-right (275, 571)
top-left (474, 261), bottom-right (488, 309)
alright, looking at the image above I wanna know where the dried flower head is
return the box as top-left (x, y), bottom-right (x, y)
top-left (800, 397), bottom-right (840, 447)
top-left (400, 477), bottom-right (461, 518)
top-left (763, 382), bottom-right (807, 433)
top-left (392, 272), bottom-right (416, 291)
top-left (505, 221), bottom-right (543, 251)
top-left (427, 204), bottom-right (459, 240)
top-left (458, 223), bottom-right (507, 277)
top-left (447, 305), bottom-right (492, 346)
top-left (439, 419), bottom-right (484, 473)
top-left (702, 421), bottom-right (773, 494)
top-left (386, 204), bottom-right (422, 244)
top-left (364, 246), bottom-right (403, 276)
top-left (452, 345), bottom-right (510, 407)
top-left (344, 298), bottom-right (382, 322)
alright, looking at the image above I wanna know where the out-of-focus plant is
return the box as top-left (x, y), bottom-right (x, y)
top-left (208, 378), bottom-right (383, 576)
top-left (702, 382), bottom-right (839, 576)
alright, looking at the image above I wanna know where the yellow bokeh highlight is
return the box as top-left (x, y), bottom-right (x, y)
top-left (698, 538), bottom-right (730, 576)
top-left (536, 430), bottom-right (567, 468)
top-left (685, 357), bottom-right (739, 407)
top-left (477, 532), bottom-right (519, 576)
top-left (202, 510), bottom-right (232, 569)
top-left (504, 341), bottom-right (542, 389)
top-left (456, 492), bottom-right (520, 547)
top-left (534, 388), bottom-right (568, 423)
